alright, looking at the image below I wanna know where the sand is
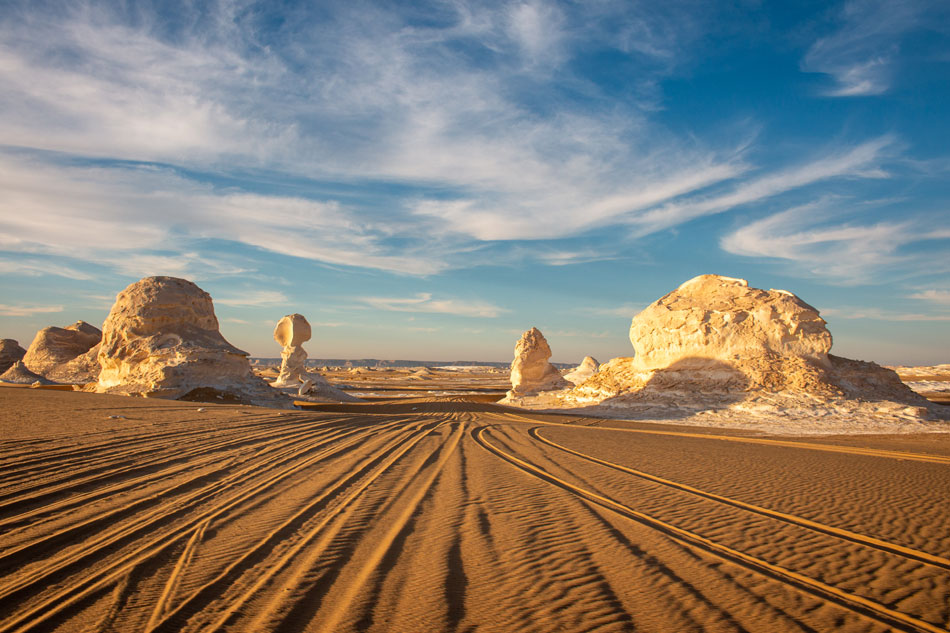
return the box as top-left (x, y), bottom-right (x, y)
top-left (2, 387), bottom-right (949, 633)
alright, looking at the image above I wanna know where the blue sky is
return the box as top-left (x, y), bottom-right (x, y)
top-left (1, 0), bottom-right (949, 364)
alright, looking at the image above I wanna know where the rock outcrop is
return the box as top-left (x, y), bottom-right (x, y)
top-left (95, 276), bottom-right (287, 406)
top-left (0, 361), bottom-right (54, 385)
top-left (504, 328), bottom-right (569, 399)
top-left (268, 313), bottom-right (360, 402)
top-left (570, 275), bottom-right (929, 407)
top-left (22, 321), bottom-right (101, 378)
top-left (0, 339), bottom-right (26, 374)
top-left (564, 356), bottom-right (599, 385)
top-left (45, 344), bottom-right (101, 384)
top-left (272, 314), bottom-right (312, 388)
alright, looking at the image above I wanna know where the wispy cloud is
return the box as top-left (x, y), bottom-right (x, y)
top-left (215, 290), bottom-right (289, 307)
top-left (908, 289), bottom-right (950, 304)
top-left (359, 293), bottom-right (505, 318)
top-left (801, 0), bottom-right (934, 97)
top-left (627, 137), bottom-right (893, 237)
top-left (0, 258), bottom-right (93, 280)
top-left (0, 303), bottom-right (64, 317)
top-left (821, 306), bottom-right (950, 321)
top-left (721, 199), bottom-right (950, 283)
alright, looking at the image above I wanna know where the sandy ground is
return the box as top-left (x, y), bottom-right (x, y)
top-left (2, 387), bottom-right (950, 633)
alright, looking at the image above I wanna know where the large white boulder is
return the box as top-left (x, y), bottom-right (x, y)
top-left (564, 356), bottom-right (600, 385)
top-left (272, 313), bottom-right (312, 388)
top-left (505, 327), bottom-right (569, 399)
top-left (22, 321), bottom-right (101, 378)
top-left (96, 276), bottom-right (287, 406)
top-left (0, 339), bottom-right (26, 374)
top-left (629, 275), bottom-right (832, 372)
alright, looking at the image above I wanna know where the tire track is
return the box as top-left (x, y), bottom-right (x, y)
top-left (148, 417), bottom-right (457, 633)
top-left (476, 424), bottom-right (947, 633)
top-left (0, 416), bottom-right (424, 632)
top-left (530, 426), bottom-right (950, 572)
top-left (0, 417), bottom-right (354, 529)
top-left (499, 411), bottom-right (950, 465)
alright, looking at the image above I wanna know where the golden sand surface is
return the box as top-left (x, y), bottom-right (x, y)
top-left (2, 388), bottom-right (949, 633)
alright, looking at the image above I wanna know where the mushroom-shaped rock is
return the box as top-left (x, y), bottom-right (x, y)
top-left (0, 339), bottom-right (27, 374)
top-left (96, 277), bottom-right (287, 406)
top-left (0, 361), bottom-right (54, 385)
top-left (272, 314), bottom-right (312, 388)
top-left (506, 328), bottom-right (569, 399)
top-left (564, 356), bottom-right (600, 385)
top-left (22, 321), bottom-right (101, 377)
top-left (630, 275), bottom-right (832, 371)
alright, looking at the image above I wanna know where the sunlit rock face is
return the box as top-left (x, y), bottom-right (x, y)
top-left (564, 356), bottom-right (599, 385)
top-left (506, 327), bottom-right (569, 398)
top-left (23, 321), bottom-right (101, 378)
top-left (272, 313), bottom-right (312, 388)
top-left (570, 275), bottom-right (926, 408)
top-left (46, 343), bottom-right (101, 384)
top-left (96, 276), bottom-right (287, 406)
top-left (629, 274), bottom-right (832, 372)
top-left (0, 339), bottom-right (26, 374)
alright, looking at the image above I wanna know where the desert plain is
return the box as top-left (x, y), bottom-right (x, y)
top-left (2, 376), bottom-right (949, 633)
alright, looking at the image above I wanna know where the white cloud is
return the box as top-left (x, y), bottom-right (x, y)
top-left (801, 0), bottom-right (926, 97)
top-left (359, 293), bottom-right (505, 318)
top-left (721, 199), bottom-right (950, 283)
top-left (820, 306), bottom-right (950, 321)
top-left (215, 290), bottom-right (289, 307)
top-left (0, 258), bottom-right (93, 280)
top-left (908, 290), bottom-right (950, 304)
top-left (0, 303), bottom-right (64, 317)
top-left (628, 137), bottom-right (893, 237)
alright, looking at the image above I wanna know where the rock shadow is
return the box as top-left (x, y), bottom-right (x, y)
top-left (563, 357), bottom-right (751, 421)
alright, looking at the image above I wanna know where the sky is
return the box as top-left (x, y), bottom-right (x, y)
top-left (1, 0), bottom-right (949, 364)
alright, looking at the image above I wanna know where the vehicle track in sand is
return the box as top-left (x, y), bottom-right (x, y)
top-left (2, 392), bottom-right (948, 633)
top-left (476, 423), bottom-right (949, 633)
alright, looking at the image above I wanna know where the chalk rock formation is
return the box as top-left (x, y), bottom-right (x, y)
top-left (46, 343), bottom-right (101, 384)
top-left (96, 277), bottom-right (287, 406)
top-left (23, 321), bottom-right (101, 378)
top-left (564, 356), bottom-right (600, 385)
top-left (572, 275), bottom-right (928, 407)
top-left (0, 361), bottom-right (54, 385)
top-left (268, 313), bottom-right (360, 402)
top-left (505, 328), bottom-right (569, 399)
top-left (0, 339), bottom-right (26, 374)
top-left (272, 314), bottom-right (312, 388)
top-left (629, 275), bottom-right (832, 372)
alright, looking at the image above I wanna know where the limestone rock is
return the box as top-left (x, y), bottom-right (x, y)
top-left (564, 356), bottom-right (600, 385)
top-left (505, 327), bottom-right (569, 399)
top-left (568, 275), bottom-right (928, 408)
top-left (23, 321), bottom-right (101, 377)
top-left (272, 314), bottom-right (312, 388)
top-left (0, 361), bottom-right (54, 385)
top-left (96, 276), bottom-right (288, 407)
top-left (0, 339), bottom-right (26, 374)
top-left (46, 343), bottom-right (101, 384)
top-left (629, 275), bottom-right (831, 372)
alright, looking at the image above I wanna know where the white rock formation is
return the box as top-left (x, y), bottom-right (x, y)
top-left (0, 339), bottom-right (26, 374)
top-left (23, 321), bottom-right (101, 378)
top-left (269, 313), bottom-right (361, 402)
top-left (95, 276), bottom-right (288, 406)
top-left (0, 361), bottom-right (54, 385)
top-left (46, 343), bottom-right (101, 384)
top-left (504, 327), bottom-right (569, 400)
top-left (272, 314), bottom-right (312, 388)
top-left (564, 356), bottom-right (600, 385)
top-left (561, 275), bottom-right (933, 416)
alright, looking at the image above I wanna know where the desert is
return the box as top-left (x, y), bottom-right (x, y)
top-left (3, 3), bottom-right (950, 630)
top-left (1, 274), bottom-right (949, 632)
